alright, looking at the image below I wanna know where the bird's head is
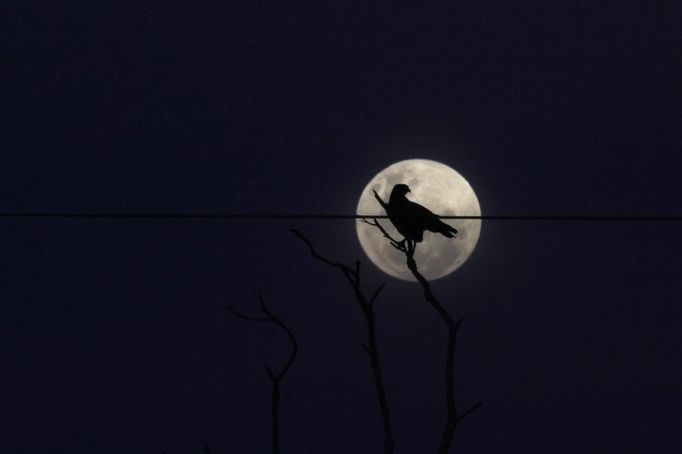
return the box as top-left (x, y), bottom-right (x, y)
top-left (390, 184), bottom-right (411, 198)
top-left (393, 183), bottom-right (411, 195)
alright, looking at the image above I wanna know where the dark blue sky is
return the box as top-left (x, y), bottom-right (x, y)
top-left (2, 1), bottom-right (681, 452)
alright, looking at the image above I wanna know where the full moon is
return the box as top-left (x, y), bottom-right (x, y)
top-left (356, 159), bottom-right (481, 281)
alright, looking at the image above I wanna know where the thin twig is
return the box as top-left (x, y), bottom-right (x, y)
top-left (359, 218), bottom-right (405, 251)
top-left (369, 283), bottom-right (386, 306)
top-left (458, 402), bottom-right (483, 423)
top-left (227, 306), bottom-right (271, 322)
top-left (229, 295), bottom-right (298, 454)
top-left (291, 229), bottom-right (395, 454)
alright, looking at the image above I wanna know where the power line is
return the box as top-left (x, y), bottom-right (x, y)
top-left (0, 212), bottom-right (681, 221)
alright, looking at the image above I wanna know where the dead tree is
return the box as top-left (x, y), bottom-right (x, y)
top-left (291, 229), bottom-right (394, 454)
top-left (229, 295), bottom-right (298, 454)
top-left (360, 191), bottom-right (481, 454)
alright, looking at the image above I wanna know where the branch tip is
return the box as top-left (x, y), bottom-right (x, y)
top-left (369, 283), bottom-right (386, 305)
top-left (458, 402), bottom-right (482, 422)
top-left (279, 392), bottom-right (292, 408)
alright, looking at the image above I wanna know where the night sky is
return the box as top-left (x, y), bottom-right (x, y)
top-left (2, 2), bottom-right (681, 453)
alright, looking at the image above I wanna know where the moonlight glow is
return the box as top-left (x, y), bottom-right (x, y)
top-left (356, 159), bottom-right (481, 281)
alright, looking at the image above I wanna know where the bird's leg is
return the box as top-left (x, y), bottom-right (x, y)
top-left (395, 238), bottom-right (414, 257)
top-left (406, 239), bottom-right (416, 258)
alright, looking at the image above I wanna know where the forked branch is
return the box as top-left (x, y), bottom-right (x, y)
top-left (229, 294), bottom-right (298, 454)
top-left (291, 229), bottom-right (394, 454)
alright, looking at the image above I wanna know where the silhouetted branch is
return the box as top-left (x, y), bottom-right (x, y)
top-left (229, 294), bottom-right (298, 454)
top-left (373, 189), bottom-right (388, 210)
top-left (279, 392), bottom-right (292, 408)
top-left (458, 402), bottom-right (482, 423)
top-left (367, 192), bottom-right (480, 454)
top-left (369, 283), bottom-right (385, 305)
top-left (291, 229), bottom-right (395, 454)
top-left (290, 229), bottom-right (354, 274)
top-left (359, 218), bottom-right (404, 251)
top-left (227, 306), bottom-right (271, 322)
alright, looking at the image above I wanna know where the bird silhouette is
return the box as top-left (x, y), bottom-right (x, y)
top-left (375, 184), bottom-right (458, 248)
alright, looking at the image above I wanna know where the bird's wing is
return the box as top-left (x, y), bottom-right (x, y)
top-left (406, 200), bottom-right (455, 232)
top-left (405, 199), bottom-right (438, 222)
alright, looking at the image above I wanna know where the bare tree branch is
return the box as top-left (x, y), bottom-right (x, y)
top-left (227, 305), bottom-right (271, 322)
top-left (291, 229), bottom-right (395, 454)
top-left (279, 392), bottom-right (292, 408)
top-left (458, 402), bottom-right (483, 423)
top-left (290, 229), bottom-right (354, 274)
top-left (359, 218), bottom-right (404, 251)
top-left (229, 295), bottom-right (298, 454)
top-left (369, 283), bottom-right (386, 306)
top-left (367, 191), bottom-right (480, 454)
top-left (373, 189), bottom-right (388, 210)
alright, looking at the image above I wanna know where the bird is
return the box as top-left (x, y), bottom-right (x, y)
top-left (376, 184), bottom-right (458, 245)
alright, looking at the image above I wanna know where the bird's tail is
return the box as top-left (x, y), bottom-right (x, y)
top-left (438, 221), bottom-right (458, 238)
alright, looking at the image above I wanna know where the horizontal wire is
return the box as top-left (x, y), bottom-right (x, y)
top-left (0, 213), bottom-right (681, 221)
